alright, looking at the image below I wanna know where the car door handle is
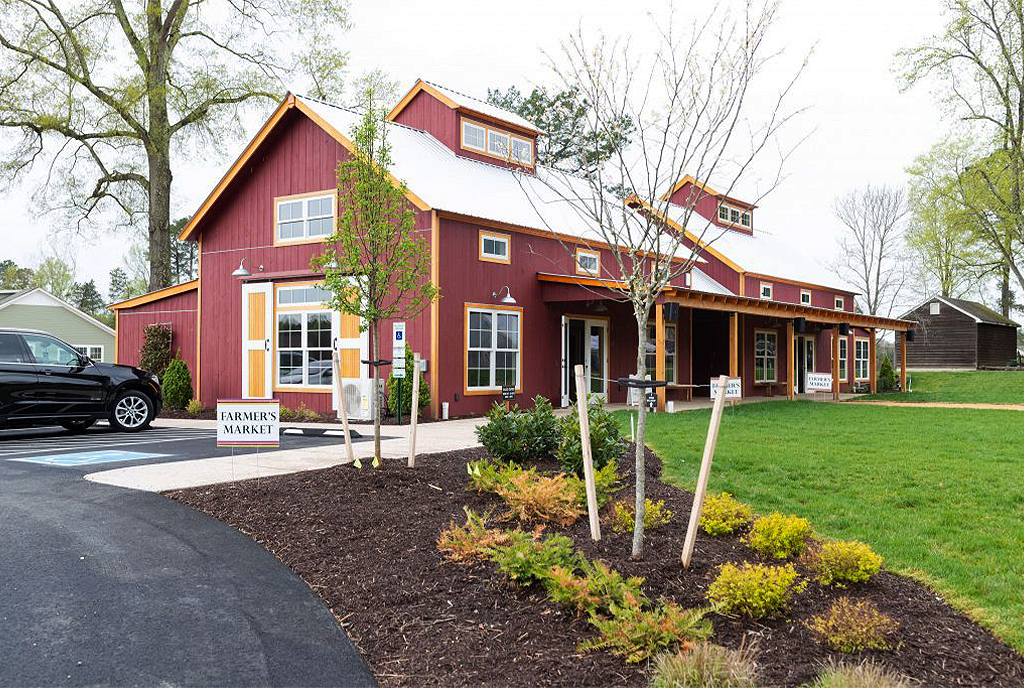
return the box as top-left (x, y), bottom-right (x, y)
top-left (41, 369), bottom-right (52, 375)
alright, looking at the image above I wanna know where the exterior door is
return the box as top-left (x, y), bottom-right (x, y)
top-left (241, 282), bottom-right (273, 399)
top-left (563, 317), bottom-right (608, 404)
top-left (587, 321), bottom-right (608, 401)
top-left (560, 316), bottom-right (569, 407)
top-left (803, 338), bottom-right (815, 391)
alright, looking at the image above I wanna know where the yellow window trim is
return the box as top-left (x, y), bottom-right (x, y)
top-left (717, 201), bottom-right (753, 229)
top-left (273, 189), bottom-right (338, 247)
top-left (575, 248), bottom-right (601, 276)
top-left (459, 116), bottom-right (535, 167)
top-left (478, 229), bottom-right (511, 264)
top-left (463, 301), bottom-right (524, 396)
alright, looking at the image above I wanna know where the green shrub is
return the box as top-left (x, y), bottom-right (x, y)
top-left (437, 508), bottom-right (519, 563)
top-left (700, 492), bottom-right (753, 536)
top-left (806, 659), bottom-right (910, 688)
top-left (806, 597), bottom-right (897, 653)
top-left (385, 347), bottom-right (430, 418)
top-left (475, 396), bottom-right (559, 464)
top-left (466, 459), bottom-right (525, 494)
top-left (878, 353), bottom-right (897, 392)
top-left (139, 324), bottom-right (173, 377)
top-left (161, 357), bottom-right (193, 410)
top-left (650, 642), bottom-right (758, 688)
top-left (566, 460), bottom-right (623, 508)
top-left (582, 601), bottom-right (712, 663)
top-left (185, 398), bottom-right (203, 416)
top-left (545, 558), bottom-right (648, 616)
top-left (487, 533), bottom-right (577, 586)
top-left (744, 512), bottom-right (814, 559)
top-left (805, 540), bottom-right (883, 587)
top-left (706, 562), bottom-right (806, 618)
top-left (556, 397), bottom-right (627, 476)
top-left (611, 498), bottom-right (673, 533)
top-left (280, 402), bottom-right (321, 422)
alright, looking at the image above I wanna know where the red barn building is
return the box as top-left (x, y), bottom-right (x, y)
top-left (112, 79), bottom-right (914, 418)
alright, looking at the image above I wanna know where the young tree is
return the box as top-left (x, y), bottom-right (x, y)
top-left (901, 0), bottom-right (1024, 314)
top-left (487, 85), bottom-right (634, 174)
top-left (312, 90), bottom-right (439, 465)
top-left (69, 279), bottom-right (105, 316)
top-left (519, 3), bottom-right (808, 559)
top-left (108, 268), bottom-right (130, 304)
top-left (32, 256), bottom-right (76, 300)
top-left (0, 259), bottom-right (35, 290)
top-left (0, 0), bottom-right (351, 291)
top-left (831, 185), bottom-right (909, 319)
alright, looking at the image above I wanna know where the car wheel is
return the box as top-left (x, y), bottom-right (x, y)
top-left (110, 391), bottom-right (154, 432)
top-left (59, 419), bottom-right (96, 433)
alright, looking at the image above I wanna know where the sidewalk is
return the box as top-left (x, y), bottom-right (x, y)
top-left (86, 417), bottom-right (486, 492)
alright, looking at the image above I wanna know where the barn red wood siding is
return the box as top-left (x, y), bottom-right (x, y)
top-left (743, 276), bottom-right (854, 310)
top-left (670, 181), bottom-right (753, 235)
top-left (115, 288), bottom-right (198, 378)
top-left (195, 109), bottom-right (432, 411)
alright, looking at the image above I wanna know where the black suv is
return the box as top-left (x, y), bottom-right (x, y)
top-left (0, 328), bottom-right (162, 432)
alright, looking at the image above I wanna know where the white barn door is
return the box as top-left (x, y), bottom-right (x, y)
top-left (241, 282), bottom-right (273, 399)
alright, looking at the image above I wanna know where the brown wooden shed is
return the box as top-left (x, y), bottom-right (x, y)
top-left (897, 296), bottom-right (1020, 369)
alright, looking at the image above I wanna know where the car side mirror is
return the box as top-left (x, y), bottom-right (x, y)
top-left (78, 355), bottom-right (91, 367)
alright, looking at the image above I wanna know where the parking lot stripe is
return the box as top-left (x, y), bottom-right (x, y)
top-left (0, 430), bottom-right (217, 458)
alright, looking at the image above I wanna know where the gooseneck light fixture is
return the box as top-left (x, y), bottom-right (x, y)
top-left (231, 258), bottom-right (251, 277)
top-left (491, 286), bottom-right (516, 305)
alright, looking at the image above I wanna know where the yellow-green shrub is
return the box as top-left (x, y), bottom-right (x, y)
top-left (650, 642), bottom-right (758, 688)
top-left (486, 532), bottom-right (576, 586)
top-left (567, 460), bottom-right (623, 508)
top-left (610, 498), bottom-right (673, 533)
top-left (699, 492), bottom-right (753, 536)
top-left (706, 562), bottom-right (807, 618)
top-left (806, 597), bottom-right (897, 653)
top-left (466, 459), bottom-right (526, 494)
top-left (744, 512), bottom-right (814, 558)
top-left (497, 471), bottom-right (582, 526)
top-left (805, 540), bottom-right (883, 586)
top-left (581, 601), bottom-right (711, 663)
top-left (185, 398), bottom-right (203, 416)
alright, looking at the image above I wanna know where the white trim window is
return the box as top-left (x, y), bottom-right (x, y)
top-left (645, 323), bottom-right (677, 384)
top-left (754, 330), bottom-right (777, 383)
top-left (854, 337), bottom-right (870, 381)
top-left (487, 130), bottom-right (510, 157)
top-left (462, 121), bottom-right (486, 151)
top-left (718, 202), bottom-right (752, 228)
top-left (835, 295), bottom-right (845, 310)
top-left (276, 286), bottom-right (334, 388)
top-left (480, 231), bottom-right (510, 262)
top-left (576, 249), bottom-right (601, 276)
top-left (510, 137), bottom-right (532, 164)
top-left (467, 307), bottom-right (521, 390)
top-left (73, 345), bottom-right (104, 361)
top-left (838, 336), bottom-right (848, 382)
top-left (276, 193), bottom-right (335, 242)
top-left (930, 301), bottom-right (941, 315)
top-left (760, 282), bottom-right (773, 300)
top-left (800, 290), bottom-right (811, 305)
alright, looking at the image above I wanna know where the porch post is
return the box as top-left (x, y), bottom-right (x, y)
top-left (869, 328), bottom-right (877, 394)
top-left (687, 307), bottom-right (693, 401)
top-left (900, 330), bottom-right (908, 392)
top-left (786, 320), bottom-right (795, 401)
top-left (656, 303), bottom-right (666, 411)
top-left (728, 312), bottom-right (739, 378)
top-left (832, 328), bottom-right (840, 401)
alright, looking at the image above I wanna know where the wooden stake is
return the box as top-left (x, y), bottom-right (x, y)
top-left (332, 352), bottom-right (355, 465)
top-left (574, 364), bottom-right (601, 541)
top-left (681, 373), bottom-right (729, 569)
top-left (408, 352), bottom-right (420, 468)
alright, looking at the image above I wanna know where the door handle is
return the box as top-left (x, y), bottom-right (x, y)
top-left (41, 369), bottom-right (52, 376)
top-left (264, 338), bottom-right (270, 352)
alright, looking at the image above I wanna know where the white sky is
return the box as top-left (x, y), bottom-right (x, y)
top-left (0, 0), bottom-right (949, 311)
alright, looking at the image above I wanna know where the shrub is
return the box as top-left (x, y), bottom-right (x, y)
top-left (706, 562), bottom-right (806, 618)
top-left (161, 357), bottom-right (193, 410)
top-left (805, 540), bottom-right (883, 587)
top-left (280, 402), bottom-right (321, 422)
top-left (650, 642), bottom-right (758, 688)
top-left (567, 460), bottom-right (623, 508)
top-left (497, 471), bottom-right (582, 526)
top-left (437, 508), bottom-right (516, 563)
top-left (139, 324), bottom-right (173, 377)
top-left (466, 459), bottom-right (525, 494)
top-left (475, 396), bottom-right (559, 464)
top-left (185, 398), bottom-right (203, 416)
top-left (610, 498), bottom-right (673, 533)
top-left (556, 397), bottom-right (627, 476)
top-left (878, 353), bottom-right (898, 392)
top-left (744, 512), bottom-right (814, 559)
top-left (807, 659), bottom-right (910, 688)
top-left (582, 601), bottom-right (712, 663)
top-left (545, 558), bottom-right (647, 616)
top-left (806, 597), bottom-right (898, 653)
top-left (700, 492), bottom-right (753, 536)
top-left (487, 533), bottom-right (577, 586)
top-left (385, 347), bottom-right (430, 418)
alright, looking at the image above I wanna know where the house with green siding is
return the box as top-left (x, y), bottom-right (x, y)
top-left (0, 288), bottom-right (115, 362)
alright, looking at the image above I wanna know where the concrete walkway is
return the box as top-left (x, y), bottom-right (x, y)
top-left (86, 416), bottom-right (487, 492)
top-left (849, 400), bottom-right (1024, 411)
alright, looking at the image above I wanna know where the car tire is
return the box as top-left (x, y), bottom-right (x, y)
top-left (109, 390), bottom-right (154, 432)
top-left (59, 419), bottom-right (96, 433)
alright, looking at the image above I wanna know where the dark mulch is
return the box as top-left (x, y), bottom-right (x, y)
top-left (166, 448), bottom-right (1024, 688)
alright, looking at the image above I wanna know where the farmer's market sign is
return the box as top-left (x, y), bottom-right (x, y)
top-left (216, 399), bottom-right (280, 447)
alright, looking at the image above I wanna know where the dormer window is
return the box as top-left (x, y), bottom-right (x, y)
top-left (488, 130), bottom-right (509, 157)
top-left (462, 121), bottom-right (486, 151)
top-left (510, 138), bottom-right (533, 164)
top-left (459, 116), bottom-right (535, 166)
top-left (717, 202), bottom-right (752, 229)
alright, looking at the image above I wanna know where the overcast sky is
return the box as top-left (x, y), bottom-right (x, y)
top-left (0, 0), bottom-right (950, 311)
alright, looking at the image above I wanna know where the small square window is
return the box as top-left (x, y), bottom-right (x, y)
top-left (800, 290), bottom-right (811, 305)
top-left (835, 296), bottom-right (845, 310)
top-left (929, 301), bottom-right (941, 315)
top-left (760, 282), bottom-right (773, 300)
top-left (462, 121), bottom-right (486, 151)
top-left (576, 249), bottom-right (600, 276)
top-left (479, 231), bottom-right (511, 263)
top-left (488, 130), bottom-right (510, 157)
top-left (510, 138), bottom-right (532, 164)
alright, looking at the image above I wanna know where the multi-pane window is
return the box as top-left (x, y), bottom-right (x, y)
top-left (479, 231), bottom-right (510, 263)
top-left (276, 285), bottom-right (333, 388)
top-left (73, 345), bottom-right (103, 361)
top-left (760, 282), bottom-right (773, 299)
top-left (835, 296), bottom-right (845, 310)
top-left (800, 290), bottom-right (811, 305)
top-left (718, 202), bottom-right (752, 228)
top-left (462, 121), bottom-right (486, 151)
top-left (276, 193), bottom-right (334, 242)
top-left (838, 337), bottom-right (848, 382)
top-left (645, 323), bottom-right (677, 384)
top-left (576, 249), bottom-right (600, 276)
top-left (754, 330), bottom-right (777, 383)
top-left (718, 206), bottom-right (729, 221)
top-left (740, 211), bottom-right (751, 227)
top-left (467, 307), bottom-right (521, 390)
top-left (510, 138), bottom-right (532, 164)
top-left (488, 130), bottom-right (510, 157)
top-left (278, 285), bottom-right (331, 305)
top-left (854, 338), bottom-right (870, 381)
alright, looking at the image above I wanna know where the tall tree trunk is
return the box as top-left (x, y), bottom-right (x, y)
top-left (1001, 262), bottom-right (1012, 318)
top-left (148, 150), bottom-right (172, 290)
top-left (372, 319), bottom-right (382, 464)
top-left (631, 311), bottom-right (648, 560)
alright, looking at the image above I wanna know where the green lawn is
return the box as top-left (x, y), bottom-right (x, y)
top-left (628, 401), bottom-right (1024, 651)
top-left (862, 369), bottom-right (1024, 404)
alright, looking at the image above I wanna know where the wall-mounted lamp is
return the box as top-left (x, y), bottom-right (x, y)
top-left (491, 285), bottom-right (516, 305)
top-left (231, 258), bottom-right (263, 277)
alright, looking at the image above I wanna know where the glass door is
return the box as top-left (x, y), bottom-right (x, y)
top-left (803, 338), bottom-right (814, 392)
top-left (588, 321), bottom-right (608, 401)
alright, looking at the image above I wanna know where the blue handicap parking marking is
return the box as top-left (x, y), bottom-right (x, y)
top-left (11, 450), bottom-right (169, 467)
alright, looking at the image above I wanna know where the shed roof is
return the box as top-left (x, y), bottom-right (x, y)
top-left (388, 79), bottom-right (541, 134)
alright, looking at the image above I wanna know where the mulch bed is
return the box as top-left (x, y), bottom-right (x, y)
top-left (165, 447), bottom-right (1024, 687)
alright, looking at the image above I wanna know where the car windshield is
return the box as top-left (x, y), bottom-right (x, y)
top-left (22, 334), bottom-right (81, 366)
